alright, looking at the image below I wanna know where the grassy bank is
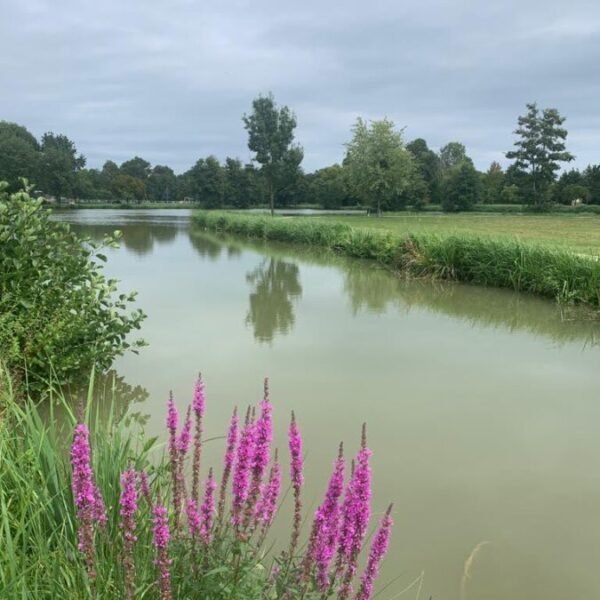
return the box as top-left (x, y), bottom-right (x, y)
top-left (316, 213), bottom-right (600, 255)
top-left (193, 211), bottom-right (600, 307)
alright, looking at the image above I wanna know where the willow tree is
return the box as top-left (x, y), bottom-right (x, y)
top-left (243, 94), bottom-right (303, 216)
top-left (343, 118), bottom-right (415, 215)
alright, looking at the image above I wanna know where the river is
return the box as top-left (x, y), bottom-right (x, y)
top-left (57, 209), bottom-right (600, 600)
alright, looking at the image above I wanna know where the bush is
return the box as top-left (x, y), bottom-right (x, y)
top-left (0, 182), bottom-right (145, 389)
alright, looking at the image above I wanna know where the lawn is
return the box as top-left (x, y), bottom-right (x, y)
top-left (316, 214), bottom-right (600, 255)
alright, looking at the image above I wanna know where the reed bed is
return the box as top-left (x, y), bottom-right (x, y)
top-left (193, 212), bottom-right (600, 307)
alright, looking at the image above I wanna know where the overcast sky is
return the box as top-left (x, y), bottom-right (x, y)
top-left (2, 0), bottom-right (599, 173)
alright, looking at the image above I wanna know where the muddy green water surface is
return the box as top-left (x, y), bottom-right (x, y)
top-left (58, 209), bottom-right (600, 600)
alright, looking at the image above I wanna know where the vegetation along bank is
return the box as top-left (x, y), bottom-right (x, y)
top-left (193, 211), bottom-right (600, 308)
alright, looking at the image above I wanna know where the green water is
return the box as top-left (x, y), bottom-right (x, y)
top-left (59, 209), bottom-right (600, 600)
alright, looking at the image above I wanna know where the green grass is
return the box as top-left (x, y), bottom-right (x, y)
top-left (314, 214), bottom-right (600, 256)
top-left (193, 211), bottom-right (600, 308)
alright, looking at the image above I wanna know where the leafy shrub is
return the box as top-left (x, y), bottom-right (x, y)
top-left (0, 182), bottom-right (145, 389)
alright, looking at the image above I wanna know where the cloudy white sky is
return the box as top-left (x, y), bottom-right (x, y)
top-left (2, 0), bottom-right (599, 173)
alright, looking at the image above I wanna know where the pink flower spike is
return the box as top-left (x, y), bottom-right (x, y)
top-left (199, 468), bottom-right (217, 544)
top-left (355, 505), bottom-right (394, 600)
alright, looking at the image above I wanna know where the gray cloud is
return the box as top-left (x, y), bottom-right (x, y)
top-left (2, 0), bottom-right (599, 172)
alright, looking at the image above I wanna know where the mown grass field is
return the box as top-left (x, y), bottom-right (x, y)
top-left (315, 214), bottom-right (600, 255)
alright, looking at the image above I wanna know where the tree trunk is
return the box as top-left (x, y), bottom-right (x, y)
top-left (269, 183), bottom-right (275, 217)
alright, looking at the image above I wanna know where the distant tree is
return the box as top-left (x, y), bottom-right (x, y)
top-left (343, 117), bottom-right (416, 215)
top-left (441, 161), bottom-right (481, 212)
top-left (112, 173), bottom-right (146, 201)
top-left (439, 142), bottom-right (472, 172)
top-left (73, 168), bottom-right (112, 200)
top-left (147, 165), bottom-right (176, 202)
top-left (552, 169), bottom-right (585, 204)
top-left (501, 184), bottom-right (521, 205)
top-left (307, 165), bottom-right (349, 209)
top-left (38, 133), bottom-right (85, 201)
top-left (582, 165), bottom-right (600, 204)
top-left (186, 156), bottom-right (225, 207)
top-left (506, 102), bottom-right (574, 207)
top-left (243, 93), bottom-right (304, 216)
top-left (406, 138), bottom-right (440, 203)
top-left (481, 161), bottom-right (505, 204)
top-left (0, 122), bottom-right (40, 191)
top-left (120, 156), bottom-right (151, 182)
top-left (223, 158), bottom-right (248, 208)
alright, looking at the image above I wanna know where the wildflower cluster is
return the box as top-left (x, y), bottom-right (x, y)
top-left (70, 375), bottom-right (393, 599)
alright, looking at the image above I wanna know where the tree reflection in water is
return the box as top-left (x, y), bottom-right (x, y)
top-left (245, 258), bottom-right (302, 342)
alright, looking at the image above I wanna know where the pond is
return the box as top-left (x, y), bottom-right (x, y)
top-left (57, 209), bottom-right (600, 600)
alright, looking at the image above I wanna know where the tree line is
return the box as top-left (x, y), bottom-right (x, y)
top-left (1, 96), bottom-right (599, 211)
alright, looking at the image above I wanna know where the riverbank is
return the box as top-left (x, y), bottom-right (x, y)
top-left (193, 211), bottom-right (600, 307)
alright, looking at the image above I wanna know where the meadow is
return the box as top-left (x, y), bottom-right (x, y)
top-left (315, 213), bottom-right (600, 256)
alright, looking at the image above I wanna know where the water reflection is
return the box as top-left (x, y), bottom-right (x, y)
top-left (188, 231), bottom-right (242, 261)
top-left (245, 258), bottom-right (302, 342)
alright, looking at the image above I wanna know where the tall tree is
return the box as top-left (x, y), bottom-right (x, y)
top-left (39, 133), bottom-right (85, 201)
top-left (0, 122), bottom-right (40, 191)
top-left (243, 93), bottom-right (303, 216)
top-left (343, 118), bottom-right (416, 215)
top-left (406, 138), bottom-right (441, 203)
top-left (506, 102), bottom-right (574, 207)
top-left (481, 161), bottom-right (505, 204)
top-left (147, 165), bottom-right (176, 202)
top-left (441, 161), bottom-right (481, 212)
top-left (439, 142), bottom-right (472, 171)
top-left (582, 165), bottom-right (600, 205)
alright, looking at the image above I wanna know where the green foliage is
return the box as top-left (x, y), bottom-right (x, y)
top-left (481, 162), bottom-right (505, 204)
top-left (243, 93), bottom-right (304, 215)
top-left (194, 211), bottom-right (600, 307)
top-left (0, 121), bottom-right (40, 192)
top-left (38, 132), bottom-right (86, 201)
top-left (0, 183), bottom-right (145, 388)
top-left (406, 138), bottom-right (441, 204)
top-left (506, 103), bottom-right (574, 207)
top-left (582, 164), bottom-right (600, 205)
top-left (441, 161), bottom-right (481, 212)
top-left (439, 142), bottom-right (472, 172)
top-left (343, 118), bottom-right (416, 215)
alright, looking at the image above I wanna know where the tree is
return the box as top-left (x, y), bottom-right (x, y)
top-left (147, 165), bottom-right (176, 202)
top-left (39, 133), bottom-right (85, 201)
top-left (243, 93), bottom-right (304, 216)
top-left (506, 102), bottom-right (574, 207)
top-left (481, 161), bottom-right (505, 204)
top-left (0, 122), bottom-right (40, 191)
top-left (120, 156), bottom-right (151, 181)
top-left (441, 161), bottom-right (481, 212)
top-left (185, 156), bottom-right (225, 207)
top-left (582, 165), bottom-right (600, 204)
top-left (307, 165), bottom-right (349, 209)
top-left (406, 138), bottom-right (441, 203)
top-left (343, 117), bottom-right (416, 215)
top-left (552, 169), bottom-right (585, 204)
top-left (439, 142), bottom-right (472, 171)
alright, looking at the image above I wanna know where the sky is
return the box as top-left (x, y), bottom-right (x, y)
top-left (1, 0), bottom-right (600, 174)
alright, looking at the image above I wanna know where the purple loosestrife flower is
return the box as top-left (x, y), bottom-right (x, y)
top-left (231, 408), bottom-right (256, 530)
top-left (339, 425), bottom-right (372, 600)
top-left (199, 468), bottom-right (217, 544)
top-left (245, 379), bottom-right (273, 526)
top-left (139, 470), bottom-right (153, 508)
top-left (191, 374), bottom-right (206, 504)
top-left (186, 498), bottom-right (201, 539)
top-left (255, 449), bottom-right (281, 534)
top-left (178, 406), bottom-right (192, 456)
top-left (307, 443), bottom-right (345, 590)
top-left (71, 423), bottom-right (103, 579)
top-left (152, 503), bottom-right (172, 600)
top-left (217, 406), bottom-right (238, 522)
top-left (355, 505), bottom-right (394, 600)
top-left (120, 466), bottom-right (138, 600)
top-left (166, 393), bottom-right (184, 533)
top-left (288, 411), bottom-right (304, 557)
